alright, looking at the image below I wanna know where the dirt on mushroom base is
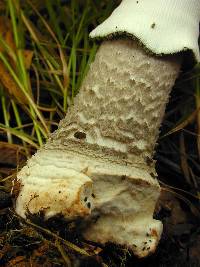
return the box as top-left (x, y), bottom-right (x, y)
top-left (0, 155), bottom-right (199, 267)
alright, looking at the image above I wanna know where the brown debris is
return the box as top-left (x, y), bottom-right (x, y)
top-left (0, 16), bottom-right (32, 104)
top-left (0, 142), bottom-right (26, 167)
top-left (6, 256), bottom-right (26, 267)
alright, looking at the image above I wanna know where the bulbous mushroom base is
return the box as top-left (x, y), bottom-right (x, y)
top-left (84, 215), bottom-right (163, 258)
top-left (15, 149), bottom-right (162, 257)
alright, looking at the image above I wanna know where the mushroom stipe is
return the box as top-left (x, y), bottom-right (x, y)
top-left (15, 39), bottom-right (180, 258)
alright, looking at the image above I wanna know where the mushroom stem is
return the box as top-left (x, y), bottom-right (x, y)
top-left (15, 39), bottom-right (181, 257)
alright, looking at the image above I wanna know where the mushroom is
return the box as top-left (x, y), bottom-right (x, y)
top-left (14, 0), bottom-right (200, 258)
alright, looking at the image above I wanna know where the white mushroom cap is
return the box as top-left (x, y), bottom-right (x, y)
top-left (90, 0), bottom-right (200, 61)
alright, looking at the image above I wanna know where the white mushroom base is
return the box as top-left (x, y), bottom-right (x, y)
top-left (16, 149), bottom-right (162, 257)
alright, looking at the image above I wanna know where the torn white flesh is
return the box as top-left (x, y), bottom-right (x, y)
top-left (15, 40), bottom-right (181, 257)
top-left (16, 152), bottom-right (93, 219)
top-left (90, 0), bottom-right (200, 62)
